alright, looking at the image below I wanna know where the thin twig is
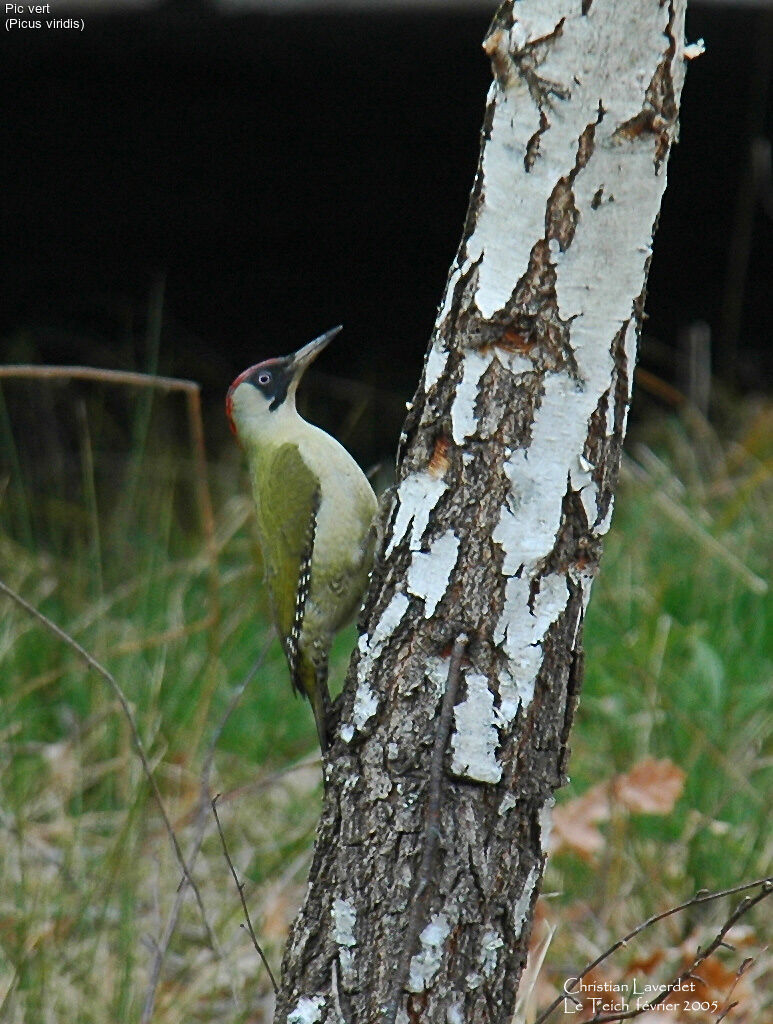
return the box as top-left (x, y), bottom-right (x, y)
top-left (0, 578), bottom-right (217, 952)
top-left (535, 876), bottom-right (773, 1024)
top-left (715, 956), bottom-right (755, 1023)
top-left (140, 809), bottom-right (211, 1024)
top-left (0, 364), bottom-right (200, 391)
top-left (384, 634), bottom-right (468, 1024)
top-left (715, 1002), bottom-right (739, 1023)
top-left (587, 882), bottom-right (772, 1023)
top-left (141, 636), bottom-right (275, 1023)
top-left (212, 794), bottom-right (279, 994)
top-left (633, 367), bottom-right (687, 408)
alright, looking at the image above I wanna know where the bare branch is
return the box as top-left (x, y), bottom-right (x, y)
top-left (0, 578), bottom-right (217, 952)
top-left (385, 634), bottom-right (468, 1024)
top-left (535, 876), bottom-right (773, 1024)
top-left (212, 793), bottom-right (279, 994)
top-left (586, 881), bottom-right (772, 1024)
top-left (0, 363), bottom-right (199, 391)
top-left (715, 955), bottom-right (755, 1023)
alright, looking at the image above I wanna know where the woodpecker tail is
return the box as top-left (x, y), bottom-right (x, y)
top-left (293, 652), bottom-right (331, 753)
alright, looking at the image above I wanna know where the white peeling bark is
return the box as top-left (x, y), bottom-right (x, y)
top-left (274, 3), bottom-right (692, 1021)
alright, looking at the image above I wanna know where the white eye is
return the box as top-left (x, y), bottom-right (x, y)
top-left (258, 372), bottom-right (271, 385)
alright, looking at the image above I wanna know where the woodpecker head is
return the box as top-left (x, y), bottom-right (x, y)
top-left (226, 325), bottom-right (341, 437)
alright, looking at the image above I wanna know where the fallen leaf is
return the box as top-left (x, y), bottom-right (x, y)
top-left (551, 784), bottom-right (611, 859)
top-left (613, 758), bottom-right (686, 815)
top-left (627, 948), bottom-right (667, 975)
top-left (551, 759), bottom-right (685, 861)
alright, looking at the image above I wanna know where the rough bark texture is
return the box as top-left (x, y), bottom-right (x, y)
top-left (274, 3), bottom-right (690, 1022)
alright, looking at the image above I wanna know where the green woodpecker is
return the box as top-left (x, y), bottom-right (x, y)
top-left (226, 327), bottom-right (378, 751)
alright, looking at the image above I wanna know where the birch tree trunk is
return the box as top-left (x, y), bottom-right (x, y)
top-left (275, 2), bottom-right (691, 1021)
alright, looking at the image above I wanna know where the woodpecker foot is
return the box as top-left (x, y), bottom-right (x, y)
top-left (312, 663), bottom-right (333, 754)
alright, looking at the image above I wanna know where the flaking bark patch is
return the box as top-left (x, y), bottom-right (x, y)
top-left (544, 115), bottom-right (601, 252)
top-left (545, 177), bottom-right (579, 252)
top-left (583, 321), bottom-right (633, 527)
top-left (613, 5), bottom-right (679, 170)
top-left (524, 109), bottom-right (550, 171)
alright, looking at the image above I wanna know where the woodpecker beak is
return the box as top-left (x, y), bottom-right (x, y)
top-left (289, 325), bottom-right (342, 380)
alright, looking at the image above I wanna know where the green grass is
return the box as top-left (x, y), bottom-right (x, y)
top-left (0, 383), bottom-right (770, 1022)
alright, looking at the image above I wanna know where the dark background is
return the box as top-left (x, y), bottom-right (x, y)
top-left (2, 2), bottom-right (771, 466)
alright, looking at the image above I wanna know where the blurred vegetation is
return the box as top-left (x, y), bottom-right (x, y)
top-left (0, 366), bottom-right (770, 1021)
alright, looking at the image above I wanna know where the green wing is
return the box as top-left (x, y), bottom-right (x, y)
top-left (259, 443), bottom-right (320, 648)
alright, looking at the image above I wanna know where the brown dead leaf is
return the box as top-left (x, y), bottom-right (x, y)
top-left (551, 783), bottom-right (611, 859)
top-left (552, 759), bottom-right (685, 861)
top-left (627, 948), bottom-right (667, 975)
top-left (686, 952), bottom-right (742, 1000)
top-left (613, 758), bottom-right (686, 815)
